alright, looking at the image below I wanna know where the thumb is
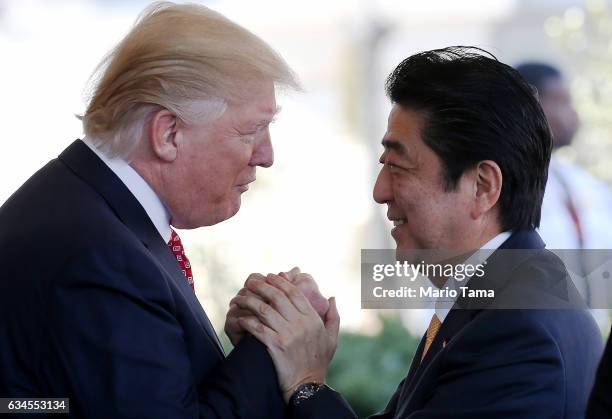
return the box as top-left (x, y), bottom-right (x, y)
top-left (324, 297), bottom-right (340, 342)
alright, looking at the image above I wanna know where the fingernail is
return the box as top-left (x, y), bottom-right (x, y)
top-left (278, 272), bottom-right (288, 279)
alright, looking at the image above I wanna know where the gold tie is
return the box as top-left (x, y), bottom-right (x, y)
top-left (422, 314), bottom-right (442, 360)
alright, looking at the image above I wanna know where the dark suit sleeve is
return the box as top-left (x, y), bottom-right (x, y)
top-left (587, 329), bottom-right (612, 418)
top-left (286, 376), bottom-right (407, 419)
top-left (366, 378), bottom-right (405, 419)
top-left (198, 335), bottom-right (285, 417)
top-left (42, 244), bottom-right (284, 419)
top-left (286, 385), bottom-right (356, 419)
top-left (402, 311), bottom-right (570, 418)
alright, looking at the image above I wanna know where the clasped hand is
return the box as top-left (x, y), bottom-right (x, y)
top-left (224, 268), bottom-right (339, 403)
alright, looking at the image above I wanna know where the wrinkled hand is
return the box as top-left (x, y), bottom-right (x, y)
top-left (230, 274), bottom-right (339, 403)
top-left (224, 268), bottom-right (329, 345)
top-left (280, 268), bottom-right (330, 318)
top-left (225, 274), bottom-right (264, 346)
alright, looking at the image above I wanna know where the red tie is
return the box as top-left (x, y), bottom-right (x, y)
top-left (167, 229), bottom-right (195, 291)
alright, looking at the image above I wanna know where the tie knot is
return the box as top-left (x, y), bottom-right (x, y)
top-left (168, 229), bottom-right (184, 251)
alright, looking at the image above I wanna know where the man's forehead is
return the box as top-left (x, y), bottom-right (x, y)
top-left (230, 93), bottom-right (279, 124)
top-left (541, 77), bottom-right (570, 98)
top-left (382, 106), bottom-right (423, 155)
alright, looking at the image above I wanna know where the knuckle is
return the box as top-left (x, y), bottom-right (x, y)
top-left (277, 334), bottom-right (290, 349)
top-left (245, 273), bottom-right (264, 286)
top-left (259, 302), bottom-right (271, 316)
top-left (272, 335), bottom-right (284, 349)
top-left (287, 287), bottom-right (302, 300)
top-left (268, 289), bottom-right (284, 307)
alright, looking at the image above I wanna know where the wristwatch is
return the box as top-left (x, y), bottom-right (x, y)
top-left (290, 382), bottom-right (328, 406)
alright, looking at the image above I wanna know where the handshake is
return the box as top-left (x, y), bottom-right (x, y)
top-left (224, 268), bottom-right (339, 403)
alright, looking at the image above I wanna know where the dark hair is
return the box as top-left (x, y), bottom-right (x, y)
top-left (515, 62), bottom-right (562, 96)
top-left (385, 46), bottom-right (552, 231)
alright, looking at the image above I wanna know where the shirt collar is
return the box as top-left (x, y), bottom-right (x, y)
top-left (82, 137), bottom-right (173, 243)
top-left (434, 230), bottom-right (512, 322)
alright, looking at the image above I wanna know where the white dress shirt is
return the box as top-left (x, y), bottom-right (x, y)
top-left (434, 231), bottom-right (512, 322)
top-left (82, 137), bottom-right (173, 243)
top-left (539, 156), bottom-right (612, 250)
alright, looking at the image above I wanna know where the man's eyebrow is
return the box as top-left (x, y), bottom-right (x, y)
top-left (256, 105), bottom-right (282, 126)
top-left (381, 139), bottom-right (408, 156)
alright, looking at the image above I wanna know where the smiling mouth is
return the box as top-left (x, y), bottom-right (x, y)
top-left (393, 219), bottom-right (406, 227)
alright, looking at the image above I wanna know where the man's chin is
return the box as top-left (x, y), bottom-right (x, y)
top-left (208, 203), bottom-right (241, 226)
top-left (394, 240), bottom-right (421, 262)
top-left (177, 199), bottom-right (242, 228)
top-left (217, 198), bottom-right (242, 225)
top-left (394, 243), bottom-right (408, 261)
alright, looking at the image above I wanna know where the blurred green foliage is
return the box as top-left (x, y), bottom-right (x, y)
top-left (327, 316), bottom-right (421, 418)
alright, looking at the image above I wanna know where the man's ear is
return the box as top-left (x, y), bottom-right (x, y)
top-left (147, 108), bottom-right (179, 162)
top-left (471, 160), bottom-right (502, 220)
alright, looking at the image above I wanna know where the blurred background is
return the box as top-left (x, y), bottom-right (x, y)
top-left (2, 0), bottom-right (612, 416)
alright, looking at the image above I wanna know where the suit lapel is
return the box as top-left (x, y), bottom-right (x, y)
top-left (147, 235), bottom-right (225, 356)
top-left (395, 230), bottom-right (547, 414)
top-left (398, 308), bottom-right (474, 409)
top-left (455, 230), bottom-right (546, 311)
top-left (405, 334), bottom-right (426, 384)
top-left (59, 139), bottom-right (224, 357)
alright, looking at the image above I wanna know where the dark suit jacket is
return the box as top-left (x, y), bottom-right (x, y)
top-left (0, 140), bottom-right (285, 418)
top-left (586, 328), bottom-right (612, 418)
top-left (290, 231), bottom-right (603, 419)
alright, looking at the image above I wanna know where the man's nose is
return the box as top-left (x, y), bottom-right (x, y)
top-left (373, 166), bottom-right (392, 204)
top-left (250, 132), bottom-right (274, 168)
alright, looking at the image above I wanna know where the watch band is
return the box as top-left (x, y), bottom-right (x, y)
top-left (290, 382), bottom-right (327, 406)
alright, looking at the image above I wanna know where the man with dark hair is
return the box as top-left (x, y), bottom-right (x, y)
top-left (228, 47), bottom-right (603, 418)
top-left (516, 62), bottom-right (612, 253)
top-left (517, 64), bottom-right (612, 419)
top-left (515, 63), bottom-right (576, 148)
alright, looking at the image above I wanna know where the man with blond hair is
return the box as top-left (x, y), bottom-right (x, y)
top-left (0, 2), bottom-right (339, 418)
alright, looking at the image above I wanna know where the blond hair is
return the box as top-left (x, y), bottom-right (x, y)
top-left (80, 1), bottom-right (299, 159)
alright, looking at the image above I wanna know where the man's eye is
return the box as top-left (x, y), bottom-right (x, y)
top-left (237, 129), bottom-right (256, 136)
